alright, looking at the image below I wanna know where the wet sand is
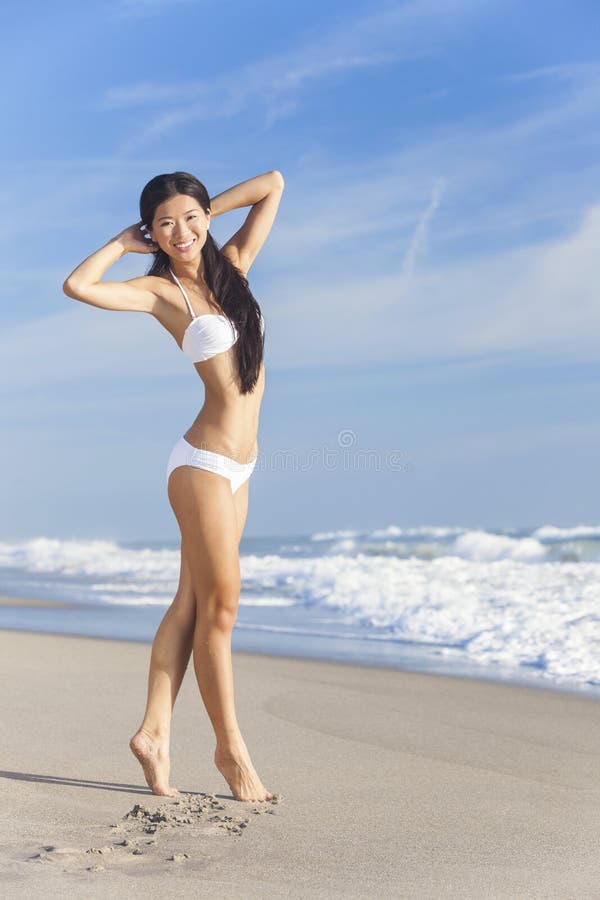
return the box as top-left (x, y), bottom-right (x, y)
top-left (0, 595), bottom-right (81, 608)
top-left (1, 628), bottom-right (600, 898)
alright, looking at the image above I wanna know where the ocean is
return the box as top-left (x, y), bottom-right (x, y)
top-left (1, 524), bottom-right (599, 698)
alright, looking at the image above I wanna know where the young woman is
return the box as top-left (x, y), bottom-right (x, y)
top-left (63, 169), bottom-right (285, 802)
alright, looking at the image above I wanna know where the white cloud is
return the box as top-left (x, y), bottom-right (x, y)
top-left (262, 200), bottom-right (600, 367)
top-left (103, 0), bottom-right (486, 150)
top-left (260, 55), bottom-right (600, 278)
top-left (401, 180), bottom-right (444, 279)
top-left (505, 62), bottom-right (600, 85)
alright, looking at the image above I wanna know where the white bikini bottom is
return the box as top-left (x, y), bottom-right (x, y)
top-left (166, 436), bottom-right (258, 494)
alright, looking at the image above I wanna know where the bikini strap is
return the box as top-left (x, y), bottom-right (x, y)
top-left (169, 267), bottom-right (196, 319)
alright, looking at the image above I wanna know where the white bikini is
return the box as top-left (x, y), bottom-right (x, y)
top-left (165, 266), bottom-right (261, 494)
top-left (170, 265), bottom-right (240, 363)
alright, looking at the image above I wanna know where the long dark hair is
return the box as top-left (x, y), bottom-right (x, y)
top-left (139, 171), bottom-right (264, 394)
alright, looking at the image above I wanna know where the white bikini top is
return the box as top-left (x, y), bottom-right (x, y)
top-left (169, 267), bottom-right (265, 364)
top-left (169, 266), bottom-right (239, 363)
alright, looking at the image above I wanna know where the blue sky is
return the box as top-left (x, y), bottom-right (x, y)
top-left (1, 0), bottom-right (600, 540)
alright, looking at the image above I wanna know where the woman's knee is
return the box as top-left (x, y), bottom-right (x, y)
top-left (196, 582), bottom-right (241, 632)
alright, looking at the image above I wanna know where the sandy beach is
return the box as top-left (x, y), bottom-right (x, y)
top-left (1, 622), bottom-right (600, 899)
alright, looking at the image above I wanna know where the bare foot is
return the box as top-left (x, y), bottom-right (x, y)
top-left (129, 729), bottom-right (179, 797)
top-left (214, 744), bottom-right (274, 802)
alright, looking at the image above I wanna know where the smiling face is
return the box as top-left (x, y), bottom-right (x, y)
top-left (149, 192), bottom-right (211, 261)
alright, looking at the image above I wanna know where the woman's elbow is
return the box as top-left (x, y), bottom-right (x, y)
top-left (63, 279), bottom-right (82, 301)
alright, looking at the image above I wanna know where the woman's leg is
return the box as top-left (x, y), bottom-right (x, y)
top-left (129, 470), bottom-right (253, 796)
top-left (129, 550), bottom-right (196, 795)
top-left (168, 466), bottom-right (273, 802)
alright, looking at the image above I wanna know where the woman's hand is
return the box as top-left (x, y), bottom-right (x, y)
top-left (112, 221), bottom-right (158, 255)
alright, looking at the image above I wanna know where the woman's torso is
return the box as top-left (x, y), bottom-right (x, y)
top-left (152, 272), bottom-right (266, 464)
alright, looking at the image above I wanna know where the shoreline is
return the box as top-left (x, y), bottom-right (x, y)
top-left (1, 593), bottom-right (599, 702)
top-left (1, 629), bottom-right (600, 898)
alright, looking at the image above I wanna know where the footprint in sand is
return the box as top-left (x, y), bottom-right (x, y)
top-left (29, 790), bottom-right (283, 872)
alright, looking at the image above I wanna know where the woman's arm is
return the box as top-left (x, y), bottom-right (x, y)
top-left (213, 170), bottom-right (284, 275)
top-left (62, 224), bottom-right (159, 313)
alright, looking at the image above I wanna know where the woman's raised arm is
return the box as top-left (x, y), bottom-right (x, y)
top-left (214, 170), bottom-right (284, 276)
top-left (62, 223), bottom-right (160, 313)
